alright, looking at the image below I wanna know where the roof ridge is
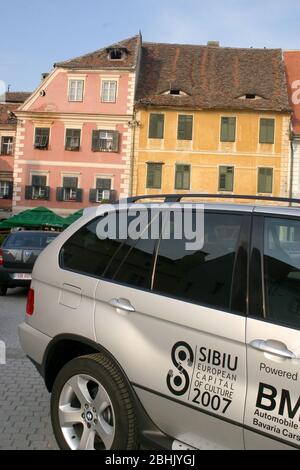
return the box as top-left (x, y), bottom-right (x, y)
top-left (55, 34), bottom-right (141, 67)
top-left (143, 41), bottom-right (282, 52)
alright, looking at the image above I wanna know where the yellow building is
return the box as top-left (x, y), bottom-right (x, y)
top-left (133, 42), bottom-right (291, 199)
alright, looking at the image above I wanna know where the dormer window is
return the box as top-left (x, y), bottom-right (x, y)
top-left (238, 94), bottom-right (263, 100)
top-left (162, 89), bottom-right (188, 96)
top-left (107, 47), bottom-right (127, 61)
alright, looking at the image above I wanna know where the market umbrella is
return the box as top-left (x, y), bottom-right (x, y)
top-left (0, 209), bottom-right (33, 229)
top-left (0, 207), bottom-right (64, 229)
top-left (63, 209), bottom-right (84, 228)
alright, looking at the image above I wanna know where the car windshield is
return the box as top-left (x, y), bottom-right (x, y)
top-left (4, 232), bottom-right (59, 249)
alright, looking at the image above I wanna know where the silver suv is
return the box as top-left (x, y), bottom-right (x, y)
top-left (19, 194), bottom-right (300, 450)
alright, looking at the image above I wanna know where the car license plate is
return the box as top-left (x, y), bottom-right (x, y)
top-left (11, 273), bottom-right (32, 280)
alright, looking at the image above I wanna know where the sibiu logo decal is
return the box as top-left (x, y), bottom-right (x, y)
top-left (167, 341), bottom-right (194, 396)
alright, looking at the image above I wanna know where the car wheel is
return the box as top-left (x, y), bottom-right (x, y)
top-left (0, 286), bottom-right (7, 296)
top-left (50, 353), bottom-right (139, 450)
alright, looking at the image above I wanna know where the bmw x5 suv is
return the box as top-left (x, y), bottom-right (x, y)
top-left (19, 194), bottom-right (300, 450)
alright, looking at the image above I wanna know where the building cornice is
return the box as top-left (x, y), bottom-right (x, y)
top-left (14, 111), bottom-right (133, 123)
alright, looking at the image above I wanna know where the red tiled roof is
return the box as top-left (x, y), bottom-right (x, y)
top-left (5, 92), bottom-right (31, 103)
top-left (284, 51), bottom-right (300, 134)
top-left (0, 103), bottom-right (18, 126)
top-left (55, 35), bottom-right (141, 70)
top-left (136, 43), bottom-right (290, 113)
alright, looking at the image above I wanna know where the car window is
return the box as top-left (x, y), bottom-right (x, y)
top-left (153, 211), bottom-right (244, 312)
top-left (60, 211), bottom-right (158, 287)
top-left (264, 217), bottom-right (300, 329)
top-left (4, 232), bottom-right (58, 249)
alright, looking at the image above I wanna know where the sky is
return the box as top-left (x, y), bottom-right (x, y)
top-left (1, 0), bottom-right (300, 93)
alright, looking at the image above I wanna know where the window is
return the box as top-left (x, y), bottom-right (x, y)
top-left (63, 176), bottom-right (78, 201)
top-left (31, 175), bottom-right (47, 200)
top-left (108, 49), bottom-right (125, 60)
top-left (92, 130), bottom-right (119, 152)
top-left (60, 211), bottom-right (157, 290)
top-left (34, 128), bottom-right (50, 150)
top-left (177, 115), bottom-right (193, 141)
top-left (68, 79), bottom-right (84, 102)
top-left (175, 165), bottom-right (190, 190)
top-left (1, 137), bottom-right (14, 155)
top-left (220, 117), bottom-right (236, 142)
top-left (101, 81), bottom-right (117, 103)
top-left (149, 114), bottom-right (164, 139)
top-left (258, 168), bottom-right (273, 194)
top-left (0, 181), bottom-right (11, 199)
top-left (153, 212), bottom-right (244, 312)
top-left (146, 163), bottom-right (162, 189)
top-left (65, 129), bottom-right (81, 151)
top-left (96, 178), bottom-right (112, 202)
top-left (264, 217), bottom-right (300, 329)
top-left (260, 118), bottom-right (275, 144)
top-left (219, 166), bottom-right (234, 192)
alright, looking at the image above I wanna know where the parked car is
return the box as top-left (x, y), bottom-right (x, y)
top-left (0, 230), bottom-right (59, 296)
top-left (19, 195), bottom-right (300, 450)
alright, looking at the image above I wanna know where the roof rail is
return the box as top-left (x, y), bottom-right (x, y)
top-left (121, 194), bottom-right (300, 205)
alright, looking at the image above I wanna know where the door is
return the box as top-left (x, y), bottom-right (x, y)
top-left (245, 214), bottom-right (300, 449)
top-left (94, 208), bottom-right (250, 449)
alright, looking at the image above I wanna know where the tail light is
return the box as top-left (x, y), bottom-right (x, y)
top-left (26, 288), bottom-right (35, 316)
top-left (0, 249), bottom-right (3, 266)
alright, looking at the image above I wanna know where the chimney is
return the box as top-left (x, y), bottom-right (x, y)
top-left (207, 41), bottom-right (220, 47)
top-left (41, 73), bottom-right (49, 81)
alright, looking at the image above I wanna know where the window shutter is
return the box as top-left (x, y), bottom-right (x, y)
top-left (260, 119), bottom-right (275, 144)
top-left (178, 115), bottom-right (193, 140)
top-left (109, 190), bottom-right (117, 203)
top-left (258, 168), bottom-right (273, 193)
top-left (147, 164), bottom-right (162, 189)
top-left (76, 189), bottom-right (83, 203)
top-left (25, 186), bottom-right (33, 200)
top-left (92, 130), bottom-right (99, 151)
top-left (8, 181), bottom-right (13, 199)
top-left (45, 186), bottom-right (50, 200)
top-left (221, 117), bottom-right (236, 142)
top-left (89, 189), bottom-right (98, 203)
top-left (219, 167), bottom-right (234, 191)
top-left (56, 187), bottom-right (64, 201)
top-left (112, 132), bottom-right (119, 152)
top-left (149, 114), bottom-right (164, 139)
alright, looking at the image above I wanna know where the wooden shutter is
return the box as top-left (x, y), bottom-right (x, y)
top-left (112, 132), bottom-right (120, 152)
top-left (44, 187), bottom-right (50, 200)
top-left (178, 115), bottom-right (193, 140)
top-left (56, 187), bottom-right (64, 201)
top-left (258, 168), bottom-right (273, 193)
top-left (221, 117), bottom-right (236, 142)
top-left (219, 167), bottom-right (234, 191)
top-left (147, 163), bottom-right (162, 189)
top-left (25, 186), bottom-right (33, 200)
top-left (149, 114), bottom-right (164, 139)
top-left (260, 119), bottom-right (275, 144)
top-left (76, 189), bottom-right (83, 202)
top-left (92, 130), bottom-right (100, 151)
top-left (89, 189), bottom-right (98, 203)
top-left (8, 181), bottom-right (13, 199)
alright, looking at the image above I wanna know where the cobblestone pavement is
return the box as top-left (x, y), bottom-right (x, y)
top-left (0, 288), bottom-right (58, 450)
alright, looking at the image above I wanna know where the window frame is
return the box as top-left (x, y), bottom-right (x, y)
top-left (65, 128), bottom-right (81, 151)
top-left (148, 113), bottom-right (165, 139)
top-left (101, 80), bottom-right (118, 103)
top-left (68, 79), bottom-right (84, 102)
top-left (92, 129), bottom-right (119, 152)
top-left (220, 116), bottom-right (236, 143)
top-left (219, 166), bottom-right (234, 192)
top-left (177, 114), bottom-right (193, 141)
top-left (249, 214), bottom-right (300, 331)
top-left (259, 118), bottom-right (275, 144)
top-left (175, 164), bottom-right (191, 190)
top-left (257, 167), bottom-right (273, 194)
top-left (1, 136), bottom-right (14, 155)
top-left (0, 180), bottom-right (10, 198)
top-left (34, 127), bottom-right (50, 150)
top-left (146, 163), bottom-right (163, 189)
top-left (59, 208), bottom-right (250, 318)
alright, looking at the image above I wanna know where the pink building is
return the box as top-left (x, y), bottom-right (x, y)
top-left (13, 35), bottom-right (142, 215)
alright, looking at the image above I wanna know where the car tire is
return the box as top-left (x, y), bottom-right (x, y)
top-left (50, 353), bottom-right (139, 450)
top-left (0, 286), bottom-right (7, 296)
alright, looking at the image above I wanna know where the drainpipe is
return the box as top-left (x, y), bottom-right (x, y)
top-left (128, 109), bottom-right (140, 197)
top-left (289, 119), bottom-right (294, 206)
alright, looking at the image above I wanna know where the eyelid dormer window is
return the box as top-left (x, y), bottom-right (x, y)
top-left (238, 94), bottom-right (263, 100)
top-left (107, 47), bottom-right (128, 61)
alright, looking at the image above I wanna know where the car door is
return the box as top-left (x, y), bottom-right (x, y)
top-left (245, 212), bottom-right (300, 450)
top-left (94, 206), bottom-right (251, 449)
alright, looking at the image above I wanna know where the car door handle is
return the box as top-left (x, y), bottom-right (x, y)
top-left (249, 339), bottom-right (296, 360)
top-left (108, 298), bottom-right (135, 313)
